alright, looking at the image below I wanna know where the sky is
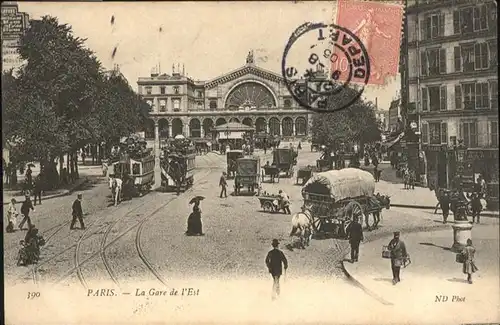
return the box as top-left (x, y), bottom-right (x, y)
top-left (17, 1), bottom-right (401, 111)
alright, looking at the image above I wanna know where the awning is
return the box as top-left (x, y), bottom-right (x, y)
top-left (382, 132), bottom-right (405, 148)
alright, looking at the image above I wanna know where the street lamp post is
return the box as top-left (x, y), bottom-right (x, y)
top-left (451, 138), bottom-right (471, 252)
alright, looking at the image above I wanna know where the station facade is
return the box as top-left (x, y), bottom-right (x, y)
top-left (137, 53), bottom-right (311, 140)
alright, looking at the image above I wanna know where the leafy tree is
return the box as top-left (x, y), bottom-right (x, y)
top-left (3, 16), bottom-right (149, 189)
top-left (312, 86), bottom-right (381, 152)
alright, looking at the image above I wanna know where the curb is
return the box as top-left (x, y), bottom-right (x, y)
top-left (390, 203), bottom-right (499, 217)
top-left (340, 223), bottom-right (455, 306)
top-left (3, 178), bottom-right (90, 206)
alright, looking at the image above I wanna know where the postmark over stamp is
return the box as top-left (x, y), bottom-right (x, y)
top-left (336, 0), bottom-right (404, 86)
top-left (281, 22), bottom-right (370, 113)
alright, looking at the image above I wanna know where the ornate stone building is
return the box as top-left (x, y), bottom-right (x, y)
top-left (137, 51), bottom-right (311, 140)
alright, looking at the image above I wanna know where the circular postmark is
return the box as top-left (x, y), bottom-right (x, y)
top-left (281, 22), bottom-right (370, 113)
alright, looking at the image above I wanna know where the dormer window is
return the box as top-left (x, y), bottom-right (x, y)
top-left (174, 86), bottom-right (180, 94)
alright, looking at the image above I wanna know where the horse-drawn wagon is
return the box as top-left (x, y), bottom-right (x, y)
top-left (234, 157), bottom-right (261, 195)
top-left (110, 154), bottom-right (155, 197)
top-left (301, 168), bottom-right (390, 238)
top-left (161, 146), bottom-right (196, 194)
top-left (270, 148), bottom-right (297, 178)
top-left (296, 166), bottom-right (315, 185)
top-left (227, 150), bottom-right (244, 178)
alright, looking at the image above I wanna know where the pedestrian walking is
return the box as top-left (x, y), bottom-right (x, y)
top-left (186, 198), bottom-right (204, 236)
top-left (278, 190), bottom-right (291, 214)
top-left (219, 172), bottom-right (228, 198)
top-left (477, 175), bottom-right (487, 198)
top-left (387, 231), bottom-right (408, 285)
top-left (265, 239), bottom-right (288, 300)
top-left (18, 195), bottom-right (35, 230)
top-left (440, 191), bottom-right (450, 224)
top-left (25, 165), bottom-right (33, 191)
top-left (471, 193), bottom-right (482, 224)
top-left (33, 175), bottom-right (43, 206)
top-left (346, 215), bottom-right (363, 262)
top-left (460, 238), bottom-right (478, 284)
top-left (6, 198), bottom-right (19, 233)
top-left (70, 193), bottom-right (85, 230)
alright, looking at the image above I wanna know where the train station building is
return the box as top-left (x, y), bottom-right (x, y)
top-left (137, 52), bottom-right (311, 141)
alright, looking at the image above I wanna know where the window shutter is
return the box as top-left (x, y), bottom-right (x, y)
top-left (474, 43), bottom-right (480, 70)
top-left (455, 85), bottom-right (462, 110)
top-left (440, 86), bottom-right (447, 111)
top-left (422, 123), bottom-right (429, 144)
top-left (426, 16), bottom-right (432, 39)
top-left (454, 46), bottom-right (461, 72)
top-left (422, 88), bottom-right (428, 111)
top-left (420, 17), bottom-right (427, 40)
top-left (439, 49), bottom-right (447, 74)
top-left (439, 13), bottom-right (445, 36)
top-left (453, 11), bottom-right (460, 34)
top-left (475, 83), bottom-right (481, 108)
top-left (420, 51), bottom-right (428, 76)
top-left (441, 122), bottom-right (448, 144)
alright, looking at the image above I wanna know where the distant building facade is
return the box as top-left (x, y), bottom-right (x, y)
top-left (401, 0), bottom-right (498, 194)
top-left (137, 52), bottom-right (311, 140)
top-left (375, 109), bottom-right (389, 131)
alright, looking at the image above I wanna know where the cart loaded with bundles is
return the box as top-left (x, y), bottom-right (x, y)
top-left (160, 138), bottom-right (196, 194)
top-left (302, 168), bottom-right (388, 238)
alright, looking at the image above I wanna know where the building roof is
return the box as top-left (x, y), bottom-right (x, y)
top-left (213, 122), bottom-right (254, 132)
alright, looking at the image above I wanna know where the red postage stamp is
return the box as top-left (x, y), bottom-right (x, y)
top-left (334, 0), bottom-right (404, 86)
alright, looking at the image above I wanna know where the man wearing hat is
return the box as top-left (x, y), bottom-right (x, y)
top-left (387, 231), bottom-right (408, 285)
top-left (70, 193), bottom-right (85, 230)
top-left (19, 194), bottom-right (35, 230)
top-left (346, 215), bottom-right (364, 262)
top-left (219, 172), bottom-right (228, 198)
top-left (265, 239), bottom-right (288, 300)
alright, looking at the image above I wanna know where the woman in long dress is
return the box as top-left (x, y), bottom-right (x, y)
top-left (186, 201), bottom-right (204, 236)
top-left (462, 238), bottom-right (478, 284)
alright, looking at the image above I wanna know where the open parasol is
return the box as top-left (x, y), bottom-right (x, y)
top-left (27, 163), bottom-right (36, 168)
top-left (174, 134), bottom-right (186, 140)
top-left (189, 196), bottom-right (205, 204)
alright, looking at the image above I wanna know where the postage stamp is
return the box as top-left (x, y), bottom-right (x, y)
top-left (281, 22), bottom-right (370, 113)
top-left (335, 0), bottom-right (404, 86)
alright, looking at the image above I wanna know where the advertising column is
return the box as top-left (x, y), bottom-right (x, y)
top-left (1, 2), bottom-right (29, 76)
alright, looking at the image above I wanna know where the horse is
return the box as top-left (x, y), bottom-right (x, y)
top-left (290, 205), bottom-right (314, 249)
top-left (108, 177), bottom-right (123, 206)
top-left (367, 194), bottom-right (391, 230)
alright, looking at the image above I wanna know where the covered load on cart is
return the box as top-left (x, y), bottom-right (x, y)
top-left (301, 168), bottom-right (388, 238)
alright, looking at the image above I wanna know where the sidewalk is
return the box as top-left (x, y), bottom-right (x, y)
top-left (343, 225), bottom-right (499, 323)
top-left (2, 165), bottom-right (103, 206)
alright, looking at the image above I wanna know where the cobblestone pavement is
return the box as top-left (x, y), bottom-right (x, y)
top-left (6, 150), bottom-right (495, 324)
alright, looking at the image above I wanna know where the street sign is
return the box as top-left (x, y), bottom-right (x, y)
top-left (1, 4), bottom-right (29, 39)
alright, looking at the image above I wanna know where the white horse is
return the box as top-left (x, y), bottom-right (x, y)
top-left (290, 205), bottom-right (314, 249)
top-left (108, 177), bottom-right (123, 206)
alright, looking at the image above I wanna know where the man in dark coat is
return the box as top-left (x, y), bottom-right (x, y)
top-left (33, 175), bottom-right (43, 206)
top-left (440, 191), bottom-right (450, 224)
top-left (219, 172), bottom-right (227, 198)
top-left (388, 231), bottom-right (408, 285)
top-left (19, 195), bottom-right (35, 230)
top-left (70, 193), bottom-right (85, 230)
top-left (265, 239), bottom-right (288, 300)
top-left (471, 193), bottom-right (482, 224)
top-left (346, 215), bottom-right (364, 262)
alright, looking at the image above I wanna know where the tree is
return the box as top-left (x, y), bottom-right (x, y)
top-left (4, 16), bottom-right (149, 188)
top-left (312, 86), bottom-right (381, 152)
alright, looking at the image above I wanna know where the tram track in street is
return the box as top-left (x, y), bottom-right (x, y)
top-left (68, 164), bottom-right (216, 290)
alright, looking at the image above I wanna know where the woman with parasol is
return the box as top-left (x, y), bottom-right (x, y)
top-left (186, 196), bottom-right (205, 236)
